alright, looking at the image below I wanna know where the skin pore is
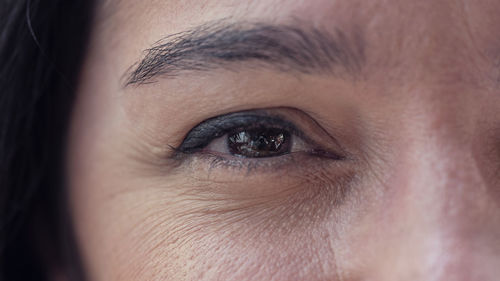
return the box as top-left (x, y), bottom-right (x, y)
top-left (68, 0), bottom-right (500, 280)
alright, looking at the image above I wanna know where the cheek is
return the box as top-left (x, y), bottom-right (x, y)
top-left (69, 161), bottom-right (355, 281)
top-left (112, 195), bottom-right (342, 281)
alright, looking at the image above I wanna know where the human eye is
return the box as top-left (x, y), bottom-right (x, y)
top-left (171, 108), bottom-right (346, 172)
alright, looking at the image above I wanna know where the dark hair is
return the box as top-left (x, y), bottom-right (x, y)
top-left (0, 0), bottom-right (95, 280)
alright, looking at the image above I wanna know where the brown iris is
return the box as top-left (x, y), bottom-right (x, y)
top-left (228, 128), bottom-right (291, 158)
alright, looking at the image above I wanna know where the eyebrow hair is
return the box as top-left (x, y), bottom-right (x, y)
top-left (125, 21), bottom-right (366, 86)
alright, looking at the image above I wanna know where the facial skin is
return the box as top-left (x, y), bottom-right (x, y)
top-left (68, 0), bottom-right (500, 280)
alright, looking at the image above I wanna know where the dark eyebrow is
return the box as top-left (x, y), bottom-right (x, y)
top-left (125, 21), bottom-right (365, 86)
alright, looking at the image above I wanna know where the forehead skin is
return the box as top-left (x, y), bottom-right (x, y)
top-left (69, 0), bottom-right (500, 280)
top-left (103, 0), bottom-right (500, 85)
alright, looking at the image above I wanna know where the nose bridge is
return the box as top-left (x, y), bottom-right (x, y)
top-left (399, 99), bottom-right (488, 223)
top-left (410, 136), bottom-right (487, 213)
top-left (407, 136), bottom-right (488, 262)
top-left (378, 103), bottom-right (494, 280)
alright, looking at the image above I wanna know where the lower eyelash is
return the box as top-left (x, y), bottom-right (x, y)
top-left (208, 153), bottom-right (292, 173)
top-left (177, 150), bottom-right (342, 176)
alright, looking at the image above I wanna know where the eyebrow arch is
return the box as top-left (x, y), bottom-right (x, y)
top-left (125, 20), bottom-right (365, 86)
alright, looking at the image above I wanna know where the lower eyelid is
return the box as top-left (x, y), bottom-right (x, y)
top-left (178, 149), bottom-right (342, 175)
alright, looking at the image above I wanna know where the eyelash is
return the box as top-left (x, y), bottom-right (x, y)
top-left (170, 110), bottom-right (344, 172)
top-left (176, 114), bottom-right (300, 153)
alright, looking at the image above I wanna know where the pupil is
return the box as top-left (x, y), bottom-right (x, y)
top-left (228, 128), bottom-right (291, 157)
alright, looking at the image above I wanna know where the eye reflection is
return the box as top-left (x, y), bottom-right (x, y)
top-left (228, 128), bottom-right (291, 158)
